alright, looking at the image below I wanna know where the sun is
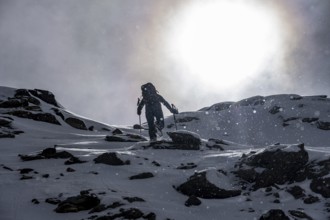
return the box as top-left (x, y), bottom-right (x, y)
top-left (166, 1), bottom-right (282, 90)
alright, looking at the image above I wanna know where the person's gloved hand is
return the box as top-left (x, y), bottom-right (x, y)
top-left (137, 108), bottom-right (141, 115)
top-left (171, 108), bottom-right (178, 114)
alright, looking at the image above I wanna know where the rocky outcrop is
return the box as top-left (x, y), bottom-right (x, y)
top-left (176, 171), bottom-right (241, 199)
top-left (6, 110), bottom-right (61, 125)
top-left (234, 144), bottom-right (309, 189)
top-left (310, 177), bottom-right (330, 198)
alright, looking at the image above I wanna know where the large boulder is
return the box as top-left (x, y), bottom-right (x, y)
top-left (235, 144), bottom-right (309, 189)
top-left (167, 131), bottom-right (201, 150)
top-left (94, 153), bottom-right (129, 165)
top-left (65, 117), bottom-right (87, 130)
top-left (176, 171), bottom-right (241, 199)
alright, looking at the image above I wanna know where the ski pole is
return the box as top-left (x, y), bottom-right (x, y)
top-left (171, 104), bottom-right (178, 131)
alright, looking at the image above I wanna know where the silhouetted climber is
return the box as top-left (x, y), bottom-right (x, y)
top-left (137, 83), bottom-right (178, 141)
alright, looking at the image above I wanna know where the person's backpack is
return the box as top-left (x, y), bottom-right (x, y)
top-left (141, 83), bottom-right (158, 103)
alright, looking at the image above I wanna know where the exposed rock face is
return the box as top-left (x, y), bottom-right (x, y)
top-left (28, 89), bottom-right (60, 107)
top-left (234, 144), bottom-right (309, 189)
top-left (176, 171), bottom-right (241, 199)
top-left (6, 110), bottom-right (61, 125)
top-left (94, 153), bottom-right (129, 166)
top-left (167, 131), bottom-right (201, 149)
top-left (55, 194), bottom-right (100, 213)
top-left (65, 117), bottom-right (87, 130)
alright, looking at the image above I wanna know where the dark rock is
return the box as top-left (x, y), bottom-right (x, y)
top-left (29, 89), bottom-right (59, 107)
top-left (176, 172), bottom-right (241, 199)
top-left (122, 196), bottom-right (145, 203)
top-left (41, 148), bottom-right (57, 158)
top-left (1, 164), bottom-right (14, 171)
top-left (288, 210), bottom-right (313, 220)
top-left (310, 177), bottom-right (330, 198)
top-left (55, 151), bottom-right (74, 159)
top-left (0, 132), bottom-right (15, 138)
top-left (283, 117), bottom-right (300, 123)
top-left (0, 117), bottom-right (12, 127)
top-left (52, 108), bottom-right (65, 120)
top-left (15, 89), bottom-right (30, 97)
top-left (236, 144), bottom-right (309, 189)
top-left (19, 154), bottom-right (44, 161)
top-left (236, 96), bottom-right (265, 106)
top-left (108, 201), bottom-right (125, 209)
top-left (6, 110), bottom-right (61, 125)
top-left (112, 128), bottom-right (123, 135)
top-left (42, 174), bottom-right (50, 178)
top-left (55, 194), bottom-right (100, 213)
top-left (20, 175), bottom-right (33, 180)
top-left (88, 126), bottom-right (94, 131)
top-left (177, 116), bottom-right (199, 123)
top-left (302, 118), bottom-right (319, 123)
top-left (185, 195), bottom-right (202, 207)
top-left (144, 212), bottom-right (156, 220)
top-left (19, 168), bottom-right (34, 174)
top-left (27, 96), bottom-right (41, 106)
top-left (177, 163), bottom-right (197, 170)
top-left (65, 117), bottom-right (87, 130)
top-left (0, 99), bottom-right (28, 108)
top-left (167, 131), bottom-right (201, 148)
top-left (66, 167), bottom-right (75, 172)
top-left (64, 156), bottom-right (87, 165)
top-left (287, 186), bottom-right (305, 199)
top-left (45, 198), bottom-right (62, 205)
top-left (269, 106), bottom-right (282, 114)
top-left (129, 172), bottom-right (154, 180)
top-left (89, 204), bottom-right (108, 214)
top-left (94, 153), bottom-right (128, 166)
top-left (316, 121), bottom-right (330, 130)
top-left (303, 195), bottom-right (319, 204)
top-left (146, 140), bottom-right (200, 150)
top-left (105, 133), bottom-right (147, 142)
top-left (259, 209), bottom-right (289, 220)
top-left (31, 199), bottom-right (40, 204)
top-left (151, 161), bottom-right (161, 167)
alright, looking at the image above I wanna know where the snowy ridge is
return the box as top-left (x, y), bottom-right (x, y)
top-left (1, 86), bottom-right (330, 220)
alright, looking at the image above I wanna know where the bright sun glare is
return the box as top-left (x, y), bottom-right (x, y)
top-left (167, 1), bottom-right (282, 90)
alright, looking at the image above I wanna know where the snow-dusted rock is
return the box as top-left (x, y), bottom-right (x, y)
top-left (259, 209), bottom-right (289, 220)
top-left (176, 170), bottom-right (241, 199)
top-left (54, 194), bottom-right (100, 213)
top-left (235, 144), bottom-right (309, 189)
top-left (64, 117), bottom-right (87, 130)
top-left (94, 152), bottom-right (129, 165)
top-left (167, 130), bottom-right (201, 148)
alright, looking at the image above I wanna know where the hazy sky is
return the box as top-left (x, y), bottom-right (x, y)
top-left (1, 0), bottom-right (329, 125)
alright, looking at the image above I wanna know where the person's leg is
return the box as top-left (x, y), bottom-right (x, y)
top-left (155, 108), bottom-right (165, 130)
top-left (146, 110), bottom-right (157, 140)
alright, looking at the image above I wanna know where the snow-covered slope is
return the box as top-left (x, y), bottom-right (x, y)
top-left (164, 94), bottom-right (330, 146)
top-left (1, 86), bottom-right (330, 220)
